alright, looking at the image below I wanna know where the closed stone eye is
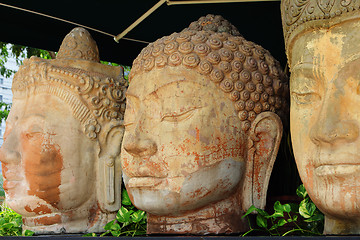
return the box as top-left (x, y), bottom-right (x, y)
top-left (291, 91), bottom-right (321, 105)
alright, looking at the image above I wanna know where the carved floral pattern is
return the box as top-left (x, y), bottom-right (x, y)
top-left (13, 56), bottom-right (127, 140)
top-left (282, 0), bottom-right (360, 47)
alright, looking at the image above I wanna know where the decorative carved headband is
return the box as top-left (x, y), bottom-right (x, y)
top-left (12, 28), bottom-right (127, 140)
top-left (281, 0), bottom-right (360, 57)
top-left (130, 14), bottom-right (288, 131)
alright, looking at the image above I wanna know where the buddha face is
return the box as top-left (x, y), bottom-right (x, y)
top-left (0, 93), bottom-right (96, 217)
top-left (290, 19), bottom-right (360, 219)
top-left (121, 65), bottom-right (247, 216)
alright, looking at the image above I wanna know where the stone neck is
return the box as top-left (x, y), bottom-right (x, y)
top-left (324, 215), bottom-right (360, 235)
top-left (147, 192), bottom-right (249, 235)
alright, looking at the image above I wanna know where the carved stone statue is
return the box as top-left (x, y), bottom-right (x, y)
top-left (0, 28), bottom-right (126, 234)
top-left (121, 14), bottom-right (289, 234)
top-left (281, 0), bottom-right (360, 235)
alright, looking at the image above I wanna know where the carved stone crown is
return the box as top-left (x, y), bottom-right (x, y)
top-left (281, 0), bottom-right (360, 54)
top-left (12, 28), bottom-right (127, 141)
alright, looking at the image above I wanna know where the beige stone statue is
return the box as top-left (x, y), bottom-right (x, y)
top-left (0, 28), bottom-right (127, 234)
top-left (121, 14), bottom-right (289, 234)
top-left (281, 0), bottom-right (360, 235)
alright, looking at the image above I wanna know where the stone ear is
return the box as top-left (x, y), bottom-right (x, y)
top-left (97, 124), bottom-right (125, 212)
top-left (242, 112), bottom-right (282, 211)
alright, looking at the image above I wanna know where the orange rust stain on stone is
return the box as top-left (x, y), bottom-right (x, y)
top-left (88, 202), bottom-right (101, 228)
top-left (1, 164), bottom-right (14, 197)
top-left (2, 163), bottom-right (7, 177)
top-left (33, 214), bottom-right (61, 226)
top-left (24, 204), bottom-right (52, 214)
top-left (195, 128), bottom-right (200, 142)
top-left (21, 132), bottom-right (62, 208)
top-left (305, 161), bottom-right (314, 190)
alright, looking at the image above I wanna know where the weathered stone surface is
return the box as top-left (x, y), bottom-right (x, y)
top-left (0, 28), bottom-right (127, 234)
top-left (281, 1), bottom-right (360, 235)
top-left (121, 14), bottom-right (289, 235)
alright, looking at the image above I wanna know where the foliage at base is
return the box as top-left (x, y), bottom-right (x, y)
top-left (242, 184), bottom-right (324, 236)
top-left (83, 189), bottom-right (146, 237)
top-left (0, 204), bottom-right (34, 236)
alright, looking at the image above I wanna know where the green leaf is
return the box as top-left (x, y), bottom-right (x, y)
top-left (116, 206), bottom-right (134, 224)
top-left (283, 204), bottom-right (291, 213)
top-left (104, 220), bottom-right (116, 230)
top-left (273, 201), bottom-right (284, 212)
top-left (256, 214), bottom-right (268, 228)
top-left (268, 211), bottom-right (284, 219)
top-left (269, 223), bottom-right (279, 231)
top-left (122, 190), bottom-right (132, 206)
top-left (304, 213), bottom-right (324, 222)
top-left (242, 205), bottom-right (258, 218)
top-left (273, 201), bottom-right (291, 213)
top-left (131, 210), bottom-right (145, 223)
top-left (22, 229), bottom-right (34, 236)
top-left (296, 184), bottom-right (308, 199)
top-left (110, 223), bottom-right (121, 231)
top-left (256, 208), bottom-right (270, 217)
top-left (111, 230), bottom-right (120, 237)
top-left (299, 199), bottom-right (316, 218)
top-left (277, 218), bottom-right (287, 227)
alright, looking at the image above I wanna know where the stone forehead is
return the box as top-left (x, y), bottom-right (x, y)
top-left (12, 56), bottom-right (127, 140)
top-left (281, 0), bottom-right (360, 56)
top-left (130, 19), bottom-right (289, 132)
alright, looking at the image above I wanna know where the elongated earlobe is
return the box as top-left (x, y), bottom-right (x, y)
top-left (242, 112), bottom-right (282, 211)
top-left (97, 125), bottom-right (124, 212)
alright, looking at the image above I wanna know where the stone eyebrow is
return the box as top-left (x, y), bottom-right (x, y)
top-left (151, 78), bottom-right (207, 94)
top-left (23, 113), bottom-right (46, 121)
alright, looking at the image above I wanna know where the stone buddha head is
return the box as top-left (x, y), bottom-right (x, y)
top-left (282, 0), bottom-right (360, 234)
top-left (121, 14), bottom-right (289, 234)
top-left (0, 28), bottom-right (127, 234)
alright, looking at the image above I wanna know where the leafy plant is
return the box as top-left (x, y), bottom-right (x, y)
top-left (0, 175), bottom-right (4, 198)
top-left (83, 189), bottom-right (146, 237)
top-left (0, 42), bottom-right (54, 78)
top-left (0, 102), bottom-right (10, 125)
top-left (0, 204), bottom-right (34, 236)
top-left (242, 184), bottom-right (324, 236)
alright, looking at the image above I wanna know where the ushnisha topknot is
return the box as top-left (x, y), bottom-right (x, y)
top-left (184, 14), bottom-right (241, 36)
top-left (130, 14), bottom-right (289, 132)
top-left (12, 28), bottom-right (127, 141)
top-left (281, 0), bottom-right (360, 61)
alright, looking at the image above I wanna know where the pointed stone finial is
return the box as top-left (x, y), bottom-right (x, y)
top-left (57, 27), bottom-right (100, 62)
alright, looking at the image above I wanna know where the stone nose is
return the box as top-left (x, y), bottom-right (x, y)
top-left (310, 96), bottom-right (359, 145)
top-left (310, 120), bottom-right (359, 145)
top-left (123, 134), bottom-right (157, 158)
top-left (0, 130), bottom-right (21, 164)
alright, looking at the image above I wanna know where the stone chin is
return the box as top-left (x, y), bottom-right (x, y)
top-left (124, 158), bottom-right (244, 216)
top-left (5, 195), bottom-right (58, 217)
top-left (303, 168), bottom-right (360, 220)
